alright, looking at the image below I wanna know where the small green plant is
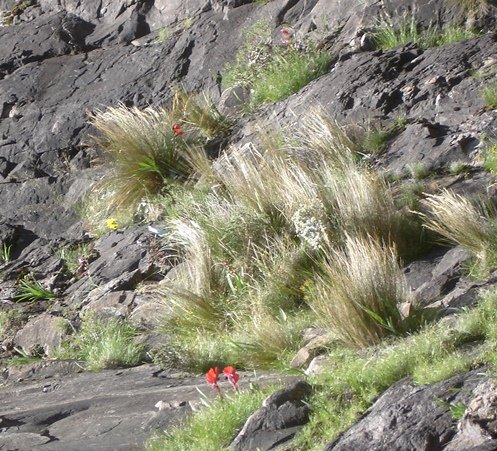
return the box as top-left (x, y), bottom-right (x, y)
top-left (449, 160), bottom-right (471, 175)
top-left (58, 243), bottom-right (93, 275)
top-left (406, 161), bottom-right (431, 180)
top-left (57, 315), bottom-right (144, 370)
top-left (14, 275), bottom-right (56, 303)
top-left (482, 81), bottom-right (497, 109)
top-left (1, 242), bottom-right (12, 263)
top-left (155, 26), bottom-right (173, 44)
top-left (482, 142), bottom-right (497, 172)
top-left (146, 384), bottom-right (278, 451)
top-left (450, 402), bottom-right (467, 420)
top-left (362, 116), bottom-right (407, 155)
top-left (6, 355), bottom-right (42, 367)
top-left (372, 18), bottom-right (479, 50)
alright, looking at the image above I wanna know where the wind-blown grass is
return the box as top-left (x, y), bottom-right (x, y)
top-left (155, 109), bottom-right (428, 370)
top-left (420, 189), bottom-right (497, 275)
top-left (308, 235), bottom-right (414, 348)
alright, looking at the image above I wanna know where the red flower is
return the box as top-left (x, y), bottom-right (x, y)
top-left (223, 366), bottom-right (240, 391)
top-left (172, 123), bottom-right (183, 136)
top-left (206, 367), bottom-right (223, 397)
top-left (206, 367), bottom-right (220, 387)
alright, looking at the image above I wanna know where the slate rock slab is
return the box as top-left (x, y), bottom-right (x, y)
top-left (231, 380), bottom-right (312, 451)
top-left (325, 368), bottom-right (491, 451)
top-left (0, 363), bottom-right (296, 450)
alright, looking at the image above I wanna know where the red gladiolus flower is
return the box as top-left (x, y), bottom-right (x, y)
top-left (206, 367), bottom-right (222, 396)
top-left (172, 123), bottom-right (183, 136)
top-left (206, 367), bottom-right (220, 386)
top-left (223, 366), bottom-right (240, 391)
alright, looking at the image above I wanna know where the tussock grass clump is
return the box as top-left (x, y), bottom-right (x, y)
top-left (89, 105), bottom-right (195, 208)
top-left (373, 18), bottom-right (479, 50)
top-left (85, 91), bottom-right (230, 233)
top-left (171, 89), bottom-right (232, 140)
top-left (421, 189), bottom-right (497, 274)
top-left (309, 235), bottom-right (413, 348)
top-left (290, 108), bottom-right (359, 169)
top-left (156, 109), bottom-right (428, 370)
top-left (57, 316), bottom-right (144, 370)
top-left (321, 167), bottom-right (401, 243)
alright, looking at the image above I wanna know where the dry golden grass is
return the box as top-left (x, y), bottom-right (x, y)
top-left (421, 189), bottom-right (497, 272)
top-left (89, 105), bottom-right (195, 209)
top-left (171, 89), bottom-right (232, 139)
top-left (320, 165), bottom-right (412, 252)
top-left (289, 108), bottom-right (359, 169)
top-left (309, 235), bottom-right (412, 348)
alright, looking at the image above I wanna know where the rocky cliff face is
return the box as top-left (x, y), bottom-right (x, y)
top-left (2, 0), bottom-right (497, 449)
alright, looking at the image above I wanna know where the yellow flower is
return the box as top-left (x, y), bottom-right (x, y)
top-left (106, 218), bottom-right (119, 230)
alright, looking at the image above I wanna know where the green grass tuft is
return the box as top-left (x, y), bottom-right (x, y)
top-left (224, 20), bottom-right (331, 108)
top-left (362, 117), bottom-right (407, 155)
top-left (373, 19), bottom-right (479, 50)
top-left (57, 316), bottom-right (144, 371)
top-left (146, 386), bottom-right (278, 451)
top-left (482, 81), bottom-right (497, 109)
top-left (249, 48), bottom-right (331, 107)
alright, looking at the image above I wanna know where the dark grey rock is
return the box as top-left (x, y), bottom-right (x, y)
top-left (446, 380), bottom-right (497, 450)
top-left (325, 369), bottom-right (490, 451)
top-left (0, 364), bottom-right (297, 450)
top-left (65, 226), bottom-right (167, 307)
top-left (82, 290), bottom-right (136, 320)
top-left (231, 380), bottom-right (312, 451)
top-left (0, 11), bottom-right (94, 78)
top-left (13, 313), bottom-right (70, 357)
